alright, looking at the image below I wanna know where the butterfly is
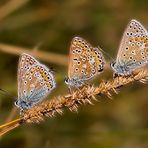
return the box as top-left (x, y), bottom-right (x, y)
top-left (15, 53), bottom-right (56, 110)
top-left (65, 37), bottom-right (105, 88)
top-left (111, 19), bottom-right (148, 76)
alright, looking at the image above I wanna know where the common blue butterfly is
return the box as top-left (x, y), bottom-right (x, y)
top-left (111, 19), bottom-right (148, 76)
top-left (15, 53), bottom-right (56, 110)
top-left (65, 37), bottom-right (105, 87)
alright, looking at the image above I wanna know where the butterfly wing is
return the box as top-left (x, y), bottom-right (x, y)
top-left (116, 19), bottom-right (148, 70)
top-left (17, 53), bottom-right (56, 108)
top-left (20, 64), bottom-right (56, 103)
top-left (18, 53), bottom-right (39, 100)
top-left (68, 37), bottom-right (105, 81)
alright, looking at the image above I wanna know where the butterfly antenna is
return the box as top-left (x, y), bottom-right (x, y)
top-left (98, 46), bottom-right (114, 61)
top-left (50, 67), bottom-right (58, 73)
top-left (0, 88), bottom-right (16, 99)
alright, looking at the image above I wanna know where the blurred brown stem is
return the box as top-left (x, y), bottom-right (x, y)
top-left (0, 7), bottom-right (57, 31)
top-left (0, 43), bottom-right (68, 66)
top-left (0, 0), bottom-right (29, 21)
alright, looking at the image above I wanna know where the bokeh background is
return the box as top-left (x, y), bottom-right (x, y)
top-left (0, 0), bottom-right (148, 148)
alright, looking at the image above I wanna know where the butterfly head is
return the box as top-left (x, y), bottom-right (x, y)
top-left (15, 100), bottom-right (32, 110)
top-left (64, 77), bottom-right (84, 87)
top-left (111, 61), bottom-right (132, 76)
top-left (64, 77), bottom-right (70, 85)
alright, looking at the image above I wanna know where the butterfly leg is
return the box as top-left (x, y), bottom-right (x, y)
top-left (20, 109), bottom-right (24, 116)
top-left (68, 86), bottom-right (73, 94)
top-left (113, 73), bottom-right (119, 78)
top-left (75, 86), bottom-right (82, 92)
top-left (83, 82), bottom-right (91, 88)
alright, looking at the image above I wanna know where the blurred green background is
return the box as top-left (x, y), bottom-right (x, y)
top-left (0, 0), bottom-right (148, 148)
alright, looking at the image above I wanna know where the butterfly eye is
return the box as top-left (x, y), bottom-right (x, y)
top-left (64, 77), bottom-right (69, 83)
top-left (111, 62), bottom-right (115, 67)
top-left (15, 100), bottom-right (19, 106)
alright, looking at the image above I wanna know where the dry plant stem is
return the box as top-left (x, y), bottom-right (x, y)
top-left (0, 122), bottom-right (20, 137)
top-left (0, 70), bottom-right (148, 136)
top-left (0, 118), bottom-right (22, 137)
top-left (0, 118), bottom-right (22, 129)
top-left (0, 43), bottom-right (110, 68)
top-left (0, 8), bottom-right (57, 31)
top-left (22, 70), bottom-right (148, 123)
top-left (0, 43), bottom-right (68, 66)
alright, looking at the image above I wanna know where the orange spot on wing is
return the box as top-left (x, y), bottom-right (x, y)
top-left (140, 37), bottom-right (144, 41)
top-left (145, 43), bottom-right (148, 47)
top-left (135, 37), bottom-right (139, 41)
top-left (129, 37), bottom-right (134, 42)
top-left (145, 48), bottom-right (148, 52)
